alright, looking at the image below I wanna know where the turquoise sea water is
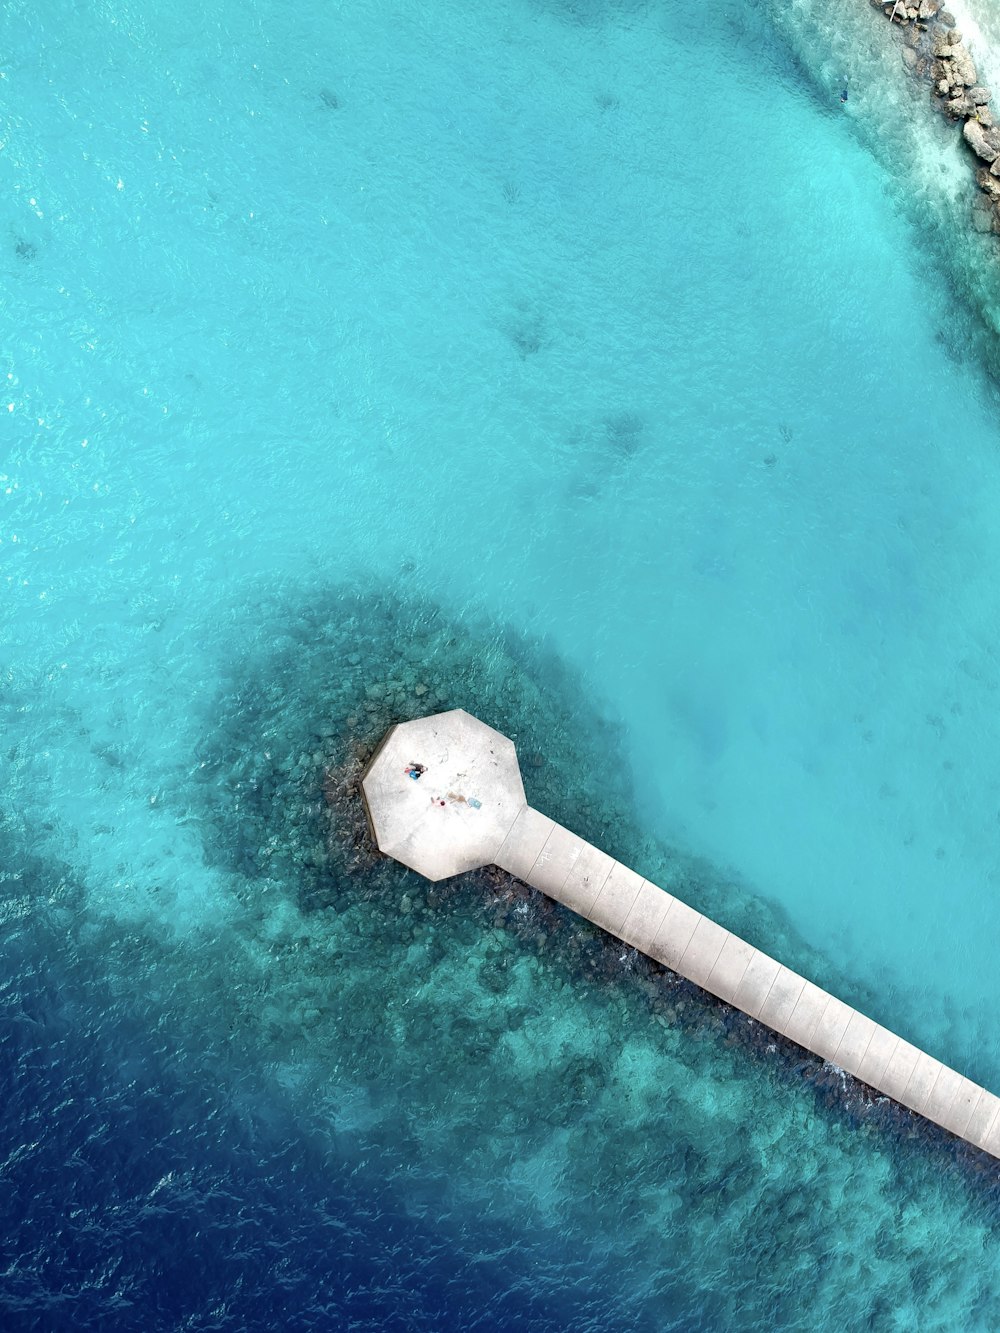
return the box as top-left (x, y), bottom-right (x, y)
top-left (3, 0), bottom-right (1000, 1327)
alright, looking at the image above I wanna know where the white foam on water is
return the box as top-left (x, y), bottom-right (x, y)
top-left (945, 0), bottom-right (1000, 92)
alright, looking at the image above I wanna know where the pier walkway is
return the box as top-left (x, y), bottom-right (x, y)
top-left (361, 709), bottom-right (1000, 1161)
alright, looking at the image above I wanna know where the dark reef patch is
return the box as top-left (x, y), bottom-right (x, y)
top-left (604, 409), bottom-right (645, 458)
top-left (4, 583), bottom-right (998, 1329)
top-left (188, 577), bottom-right (999, 1190)
top-left (499, 301), bottom-right (548, 358)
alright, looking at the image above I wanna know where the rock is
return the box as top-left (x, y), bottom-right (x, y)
top-left (971, 86), bottom-right (991, 105)
top-left (972, 206), bottom-right (994, 232)
top-left (979, 107), bottom-right (994, 128)
top-left (937, 78), bottom-right (951, 96)
top-left (976, 165), bottom-right (1000, 195)
top-left (414, 682), bottom-right (428, 696)
top-left (919, 0), bottom-right (940, 15)
top-left (952, 48), bottom-right (978, 87)
top-left (946, 95), bottom-right (972, 118)
top-left (940, 9), bottom-right (957, 27)
top-left (964, 118), bottom-right (999, 161)
top-left (902, 46), bottom-right (918, 69)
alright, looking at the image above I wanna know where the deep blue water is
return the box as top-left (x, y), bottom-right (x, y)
top-left (4, 0), bottom-right (1000, 1328)
top-left (0, 909), bottom-right (620, 1332)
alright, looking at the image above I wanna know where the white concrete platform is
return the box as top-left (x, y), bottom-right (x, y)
top-left (361, 709), bottom-right (525, 881)
top-left (361, 711), bottom-right (1000, 1161)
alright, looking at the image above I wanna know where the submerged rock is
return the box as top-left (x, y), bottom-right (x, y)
top-left (971, 204), bottom-right (994, 233)
top-left (951, 47), bottom-right (978, 87)
top-left (964, 118), bottom-right (1000, 162)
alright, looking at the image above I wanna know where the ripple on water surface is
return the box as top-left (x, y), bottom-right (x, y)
top-left (15, 582), bottom-right (993, 1330)
top-left (4, 0), bottom-right (1000, 1326)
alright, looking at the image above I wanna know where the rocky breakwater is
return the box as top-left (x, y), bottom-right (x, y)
top-left (873, 0), bottom-right (1000, 234)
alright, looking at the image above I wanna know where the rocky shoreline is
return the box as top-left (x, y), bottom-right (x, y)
top-left (874, 0), bottom-right (1000, 233)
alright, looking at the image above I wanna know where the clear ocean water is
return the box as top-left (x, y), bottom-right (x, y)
top-left (4, 0), bottom-right (1000, 1328)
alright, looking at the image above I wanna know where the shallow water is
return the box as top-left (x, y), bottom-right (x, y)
top-left (3, 0), bottom-right (1000, 1327)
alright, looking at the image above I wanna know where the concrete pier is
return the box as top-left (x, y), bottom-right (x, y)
top-left (361, 709), bottom-right (1000, 1161)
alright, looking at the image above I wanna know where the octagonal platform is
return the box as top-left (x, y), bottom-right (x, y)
top-left (361, 708), bottom-right (527, 881)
